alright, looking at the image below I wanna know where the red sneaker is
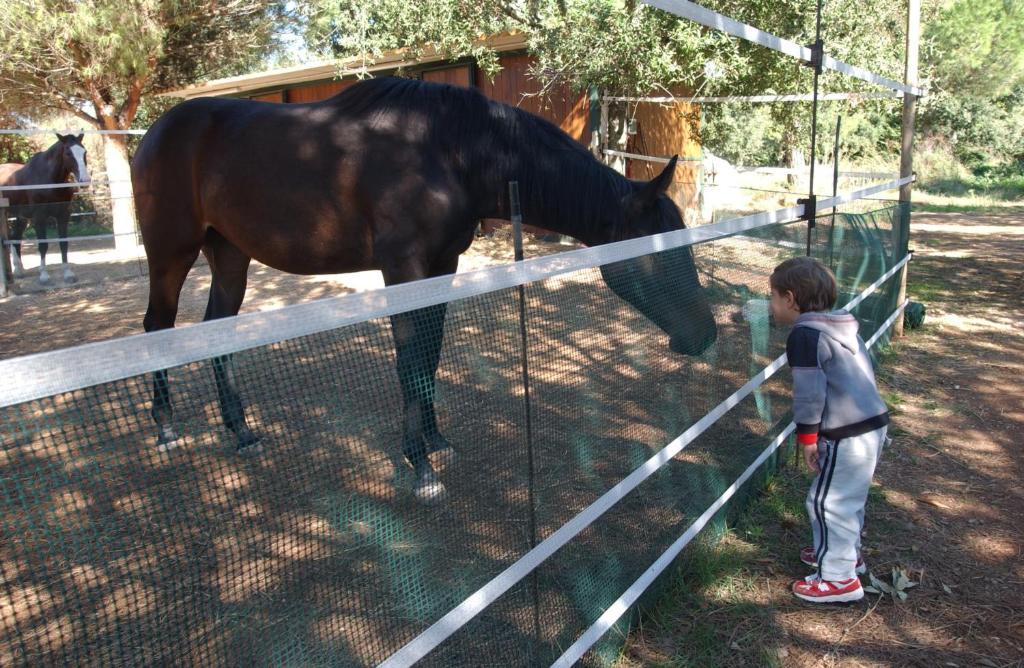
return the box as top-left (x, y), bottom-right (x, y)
top-left (799, 546), bottom-right (867, 575)
top-left (792, 574), bottom-right (865, 603)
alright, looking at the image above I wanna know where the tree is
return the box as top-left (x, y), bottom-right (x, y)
top-left (917, 0), bottom-right (1024, 168)
top-left (923, 0), bottom-right (1024, 99)
top-left (0, 0), bottom-right (289, 250)
top-left (302, 0), bottom-right (742, 93)
top-left (302, 0), bottom-right (914, 168)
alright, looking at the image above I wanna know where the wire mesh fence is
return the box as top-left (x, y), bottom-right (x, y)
top-left (0, 202), bottom-right (908, 665)
top-left (1, 194), bottom-right (146, 293)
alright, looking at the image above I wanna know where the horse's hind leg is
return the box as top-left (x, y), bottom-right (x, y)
top-left (56, 210), bottom-right (76, 283)
top-left (201, 230), bottom-right (259, 450)
top-left (144, 242), bottom-right (200, 448)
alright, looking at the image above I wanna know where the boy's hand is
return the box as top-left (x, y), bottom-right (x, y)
top-left (803, 442), bottom-right (820, 472)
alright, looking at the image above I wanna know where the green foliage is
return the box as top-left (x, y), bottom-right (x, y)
top-left (303, 1), bottom-right (734, 93)
top-left (922, 0), bottom-right (1024, 99)
top-left (0, 0), bottom-right (289, 130)
top-left (919, 85), bottom-right (1024, 169)
top-left (701, 104), bottom-right (782, 166)
top-left (0, 111), bottom-right (35, 163)
top-left (915, 0), bottom-right (1024, 174)
top-left (303, 0), bottom-right (511, 76)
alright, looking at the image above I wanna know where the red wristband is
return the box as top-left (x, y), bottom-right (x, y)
top-left (797, 432), bottom-right (818, 446)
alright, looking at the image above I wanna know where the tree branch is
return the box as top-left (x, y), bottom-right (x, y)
top-left (494, 1), bottom-right (543, 30)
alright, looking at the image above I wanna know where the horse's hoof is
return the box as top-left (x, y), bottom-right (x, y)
top-left (237, 441), bottom-right (264, 456)
top-left (413, 469), bottom-right (447, 503)
top-left (63, 273), bottom-right (78, 284)
top-left (425, 435), bottom-right (456, 468)
top-left (38, 274), bottom-right (51, 286)
top-left (428, 446), bottom-right (456, 470)
top-left (235, 428), bottom-right (262, 453)
top-left (156, 426), bottom-right (184, 453)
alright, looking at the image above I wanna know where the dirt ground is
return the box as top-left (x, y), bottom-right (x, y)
top-left (621, 208), bottom-right (1024, 667)
top-left (2, 211), bottom-right (1021, 665)
top-left (0, 227), bottom-right (578, 360)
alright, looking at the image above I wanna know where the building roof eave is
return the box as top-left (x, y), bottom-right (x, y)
top-left (160, 32), bottom-right (529, 100)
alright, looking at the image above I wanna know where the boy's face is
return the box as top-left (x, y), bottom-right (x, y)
top-left (770, 287), bottom-right (801, 325)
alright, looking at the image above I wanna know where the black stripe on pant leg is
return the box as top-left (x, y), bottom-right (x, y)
top-left (810, 441), bottom-right (830, 567)
top-left (815, 439), bottom-right (841, 569)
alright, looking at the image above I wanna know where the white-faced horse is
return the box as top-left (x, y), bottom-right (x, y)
top-left (0, 134), bottom-right (91, 284)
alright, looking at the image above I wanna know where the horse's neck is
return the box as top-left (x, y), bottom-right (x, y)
top-left (30, 147), bottom-right (67, 184)
top-left (515, 147), bottom-right (626, 246)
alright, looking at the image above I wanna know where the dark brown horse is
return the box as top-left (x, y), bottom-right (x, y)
top-left (132, 77), bottom-right (718, 501)
top-left (0, 134), bottom-right (91, 284)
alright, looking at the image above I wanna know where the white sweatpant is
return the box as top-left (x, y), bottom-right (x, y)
top-left (805, 427), bottom-right (887, 581)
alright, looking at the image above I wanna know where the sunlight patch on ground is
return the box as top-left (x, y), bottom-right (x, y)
top-left (958, 532), bottom-right (1019, 566)
top-left (912, 223), bottom-right (1024, 235)
top-left (930, 312), bottom-right (1022, 335)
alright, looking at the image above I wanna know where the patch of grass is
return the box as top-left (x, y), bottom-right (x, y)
top-left (19, 219), bottom-right (111, 239)
top-left (882, 391), bottom-right (903, 414)
top-left (911, 186), bottom-right (1024, 214)
top-left (921, 170), bottom-right (1024, 201)
top-left (907, 275), bottom-right (948, 303)
top-left (911, 201), bottom-right (1024, 214)
top-left (619, 466), bottom-right (811, 668)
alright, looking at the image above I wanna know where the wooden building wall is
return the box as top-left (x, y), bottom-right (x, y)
top-left (625, 101), bottom-right (702, 224)
top-left (475, 54), bottom-right (589, 144)
top-left (286, 80), bottom-right (355, 103)
top-left (248, 54), bottom-right (590, 145)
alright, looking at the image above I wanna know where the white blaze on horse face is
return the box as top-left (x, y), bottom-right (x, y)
top-left (71, 145), bottom-right (90, 183)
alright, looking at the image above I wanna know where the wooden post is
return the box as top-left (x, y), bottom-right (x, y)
top-left (895, 0), bottom-right (920, 336)
top-left (0, 196), bottom-right (10, 298)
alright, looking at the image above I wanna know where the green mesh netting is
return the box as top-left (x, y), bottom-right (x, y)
top-left (0, 203), bottom-right (907, 666)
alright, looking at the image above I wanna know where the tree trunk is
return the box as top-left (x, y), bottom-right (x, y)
top-left (102, 134), bottom-right (138, 254)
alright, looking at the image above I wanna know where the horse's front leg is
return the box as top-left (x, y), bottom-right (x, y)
top-left (389, 302), bottom-right (453, 502)
top-left (32, 214), bottom-right (50, 285)
top-left (384, 254), bottom-right (458, 502)
top-left (56, 214), bottom-right (76, 283)
top-left (9, 217), bottom-right (26, 278)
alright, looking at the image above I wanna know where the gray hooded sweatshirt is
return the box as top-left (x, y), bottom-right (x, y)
top-left (787, 310), bottom-right (890, 442)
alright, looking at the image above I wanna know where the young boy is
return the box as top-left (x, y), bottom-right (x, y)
top-left (769, 257), bottom-right (890, 603)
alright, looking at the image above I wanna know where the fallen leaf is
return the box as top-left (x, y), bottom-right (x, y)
top-left (919, 494), bottom-right (951, 509)
top-left (730, 641), bottom-right (741, 651)
top-left (942, 584), bottom-right (954, 595)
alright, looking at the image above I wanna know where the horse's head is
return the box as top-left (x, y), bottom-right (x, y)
top-left (599, 156), bottom-right (718, 356)
top-left (55, 133), bottom-right (90, 184)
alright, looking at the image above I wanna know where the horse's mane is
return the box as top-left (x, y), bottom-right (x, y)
top-left (328, 77), bottom-right (641, 239)
top-left (19, 140), bottom-right (65, 181)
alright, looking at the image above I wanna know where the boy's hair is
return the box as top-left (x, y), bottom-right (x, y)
top-left (770, 256), bottom-right (837, 312)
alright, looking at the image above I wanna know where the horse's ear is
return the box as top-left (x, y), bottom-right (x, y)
top-left (75, 133), bottom-right (84, 143)
top-left (55, 133), bottom-right (66, 143)
top-left (629, 155), bottom-right (678, 210)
